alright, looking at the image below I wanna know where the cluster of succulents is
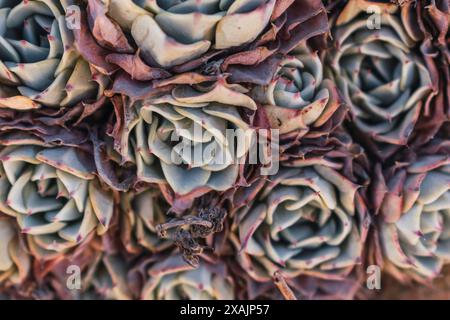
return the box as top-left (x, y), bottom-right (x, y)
top-left (0, 0), bottom-right (448, 300)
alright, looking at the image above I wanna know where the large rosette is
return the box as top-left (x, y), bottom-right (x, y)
top-left (114, 79), bottom-right (257, 210)
top-left (73, 0), bottom-right (329, 85)
top-left (231, 131), bottom-right (370, 283)
top-left (0, 144), bottom-right (114, 256)
top-left (327, 0), bottom-right (442, 158)
top-left (0, 0), bottom-right (105, 110)
top-left (374, 140), bottom-right (450, 281)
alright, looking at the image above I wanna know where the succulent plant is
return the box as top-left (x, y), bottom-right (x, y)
top-left (252, 43), bottom-right (343, 137)
top-left (0, 0), bottom-right (106, 110)
top-left (231, 131), bottom-right (370, 282)
top-left (114, 79), bottom-right (257, 210)
top-left (0, 0), bottom-right (449, 302)
top-left (138, 254), bottom-right (234, 300)
top-left (374, 140), bottom-right (450, 281)
top-left (31, 234), bottom-right (234, 300)
top-left (0, 144), bottom-right (114, 257)
top-left (327, 0), bottom-right (442, 159)
top-left (117, 0), bottom-right (277, 68)
top-left (81, 0), bottom-right (329, 80)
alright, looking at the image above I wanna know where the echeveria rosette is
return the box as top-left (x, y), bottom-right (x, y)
top-left (138, 255), bottom-right (235, 300)
top-left (0, 216), bottom-right (30, 287)
top-left (374, 142), bottom-right (450, 282)
top-left (252, 43), bottom-right (345, 138)
top-left (119, 189), bottom-right (173, 254)
top-left (0, 145), bottom-right (114, 258)
top-left (390, 0), bottom-right (450, 128)
top-left (117, 80), bottom-right (257, 211)
top-left (232, 159), bottom-right (369, 283)
top-left (0, 0), bottom-right (106, 110)
top-left (124, 0), bottom-right (277, 68)
top-left (327, 1), bottom-right (441, 159)
top-left (81, 0), bottom-right (329, 84)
